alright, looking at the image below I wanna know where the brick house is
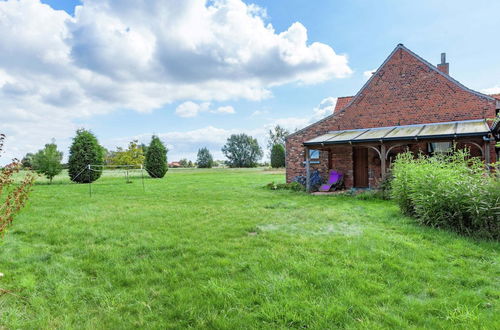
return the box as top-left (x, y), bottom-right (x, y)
top-left (285, 44), bottom-right (500, 190)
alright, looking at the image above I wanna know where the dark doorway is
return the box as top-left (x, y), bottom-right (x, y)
top-left (353, 147), bottom-right (369, 188)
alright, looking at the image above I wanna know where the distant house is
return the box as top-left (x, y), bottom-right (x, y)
top-left (168, 161), bottom-right (181, 168)
top-left (286, 44), bottom-right (500, 190)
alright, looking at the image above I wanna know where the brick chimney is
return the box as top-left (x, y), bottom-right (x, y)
top-left (437, 52), bottom-right (449, 75)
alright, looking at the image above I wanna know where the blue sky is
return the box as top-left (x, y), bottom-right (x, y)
top-left (1, 0), bottom-right (499, 163)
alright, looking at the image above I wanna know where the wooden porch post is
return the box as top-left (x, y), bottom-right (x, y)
top-left (305, 147), bottom-right (311, 192)
top-left (484, 138), bottom-right (491, 169)
top-left (380, 144), bottom-right (387, 180)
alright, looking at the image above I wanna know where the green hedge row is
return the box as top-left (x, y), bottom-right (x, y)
top-left (391, 150), bottom-right (499, 239)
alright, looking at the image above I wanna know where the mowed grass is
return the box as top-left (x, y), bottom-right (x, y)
top-left (0, 168), bottom-right (499, 329)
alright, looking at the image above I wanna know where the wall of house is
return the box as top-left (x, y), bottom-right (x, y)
top-left (285, 45), bottom-right (498, 188)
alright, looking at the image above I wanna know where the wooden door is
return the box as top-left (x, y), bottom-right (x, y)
top-left (353, 148), bottom-right (368, 188)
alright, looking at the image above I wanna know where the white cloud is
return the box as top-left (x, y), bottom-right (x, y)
top-left (363, 69), bottom-right (375, 80)
top-left (175, 102), bottom-right (235, 117)
top-left (104, 95), bottom-right (340, 162)
top-left (312, 97), bottom-right (337, 120)
top-left (214, 106), bottom-right (235, 114)
top-left (481, 86), bottom-right (500, 94)
top-left (0, 0), bottom-right (351, 162)
top-left (107, 125), bottom-right (266, 162)
top-left (251, 110), bottom-right (269, 117)
top-left (175, 101), bottom-right (211, 118)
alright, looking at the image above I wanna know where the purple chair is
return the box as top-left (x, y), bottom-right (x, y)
top-left (319, 170), bottom-right (343, 192)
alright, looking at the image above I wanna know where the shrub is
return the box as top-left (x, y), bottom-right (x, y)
top-left (270, 144), bottom-right (285, 168)
top-left (145, 135), bottom-right (168, 178)
top-left (222, 134), bottom-right (263, 168)
top-left (391, 149), bottom-right (499, 239)
top-left (32, 141), bottom-right (63, 184)
top-left (378, 171), bottom-right (393, 200)
top-left (68, 129), bottom-right (104, 183)
top-left (291, 170), bottom-right (322, 191)
top-left (197, 147), bottom-right (214, 168)
top-left (265, 181), bottom-right (304, 192)
top-left (0, 133), bottom-right (35, 236)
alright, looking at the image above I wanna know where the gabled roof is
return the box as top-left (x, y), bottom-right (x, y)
top-left (334, 96), bottom-right (353, 112)
top-left (287, 44), bottom-right (497, 139)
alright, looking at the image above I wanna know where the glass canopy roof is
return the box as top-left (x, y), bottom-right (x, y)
top-left (304, 120), bottom-right (490, 146)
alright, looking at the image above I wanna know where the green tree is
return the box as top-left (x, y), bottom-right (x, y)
top-left (107, 140), bottom-right (145, 166)
top-left (270, 144), bottom-right (285, 168)
top-left (222, 134), bottom-right (263, 168)
top-left (32, 141), bottom-right (63, 184)
top-left (179, 158), bottom-right (189, 168)
top-left (267, 125), bottom-right (289, 152)
top-left (68, 129), bottom-right (104, 183)
top-left (21, 153), bottom-right (34, 169)
top-left (197, 147), bottom-right (214, 168)
top-left (145, 135), bottom-right (168, 178)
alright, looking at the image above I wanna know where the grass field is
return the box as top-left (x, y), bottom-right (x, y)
top-left (1, 168), bottom-right (499, 328)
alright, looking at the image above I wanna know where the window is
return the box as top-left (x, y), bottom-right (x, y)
top-left (309, 149), bottom-right (320, 159)
top-left (303, 149), bottom-right (320, 165)
top-left (428, 142), bottom-right (452, 154)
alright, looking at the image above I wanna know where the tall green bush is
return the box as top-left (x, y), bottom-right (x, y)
top-left (32, 141), bottom-right (63, 184)
top-left (270, 144), bottom-right (285, 168)
top-left (145, 135), bottom-right (168, 178)
top-left (68, 129), bottom-right (104, 183)
top-left (197, 147), bottom-right (214, 168)
top-left (391, 149), bottom-right (499, 239)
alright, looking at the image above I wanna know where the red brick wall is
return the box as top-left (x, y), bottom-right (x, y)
top-left (285, 45), bottom-right (498, 187)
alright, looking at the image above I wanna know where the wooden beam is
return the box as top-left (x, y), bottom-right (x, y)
top-left (381, 144), bottom-right (387, 180)
top-left (484, 139), bottom-right (491, 168)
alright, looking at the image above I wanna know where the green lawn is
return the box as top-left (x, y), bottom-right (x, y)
top-left (1, 168), bottom-right (499, 328)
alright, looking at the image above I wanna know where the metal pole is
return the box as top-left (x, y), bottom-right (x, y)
top-left (141, 165), bottom-right (145, 191)
top-left (88, 164), bottom-right (92, 197)
top-left (305, 147), bottom-right (311, 193)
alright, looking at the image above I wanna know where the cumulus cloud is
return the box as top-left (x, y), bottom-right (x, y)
top-left (363, 69), bottom-right (375, 80)
top-left (481, 86), bottom-right (500, 95)
top-left (312, 97), bottom-right (337, 120)
top-left (175, 101), bottom-right (235, 117)
top-left (104, 94), bottom-right (341, 162)
top-left (107, 125), bottom-right (266, 161)
top-left (175, 101), bottom-right (211, 118)
top-left (0, 0), bottom-right (351, 162)
top-left (214, 106), bottom-right (235, 114)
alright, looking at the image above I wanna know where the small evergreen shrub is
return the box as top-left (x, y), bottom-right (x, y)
top-left (270, 144), bottom-right (285, 168)
top-left (391, 149), bottom-right (499, 239)
top-left (145, 135), bottom-right (168, 178)
top-left (68, 129), bottom-right (104, 183)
